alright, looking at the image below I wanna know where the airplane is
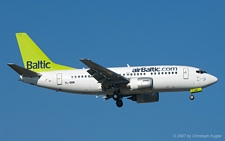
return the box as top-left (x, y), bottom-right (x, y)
top-left (8, 33), bottom-right (218, 108)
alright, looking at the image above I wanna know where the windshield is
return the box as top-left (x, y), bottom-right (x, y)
top-left (196, 69), bottom-right (207, 74)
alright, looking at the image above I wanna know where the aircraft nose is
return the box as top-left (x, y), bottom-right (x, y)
top-left (210, 75), bottom-right (218, 84)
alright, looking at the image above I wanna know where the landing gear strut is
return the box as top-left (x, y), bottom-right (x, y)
top-left (113, 90), bottom-right (123, 108)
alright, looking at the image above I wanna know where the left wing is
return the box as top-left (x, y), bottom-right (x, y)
top-left (80, 59), bottom-right (129, 90)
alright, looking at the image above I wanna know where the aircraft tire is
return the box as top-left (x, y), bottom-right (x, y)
top-left (113, 93), bottom-right (120, 101)
top-left (189, 95), bottom-right (194, 100)
top-left (116, 100), bottom-right (123, 108)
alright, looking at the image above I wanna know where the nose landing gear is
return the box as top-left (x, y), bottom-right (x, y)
top-left (189, 88), bottom-right (202, 100)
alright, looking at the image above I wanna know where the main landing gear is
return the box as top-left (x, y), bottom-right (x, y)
top-left (113, 91), bottom-right (123, 108)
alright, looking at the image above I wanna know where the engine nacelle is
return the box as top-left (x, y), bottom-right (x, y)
top-left (128, 92), bottom-right (159, 103)
top-left (127, 77), bottom-right (153, 90)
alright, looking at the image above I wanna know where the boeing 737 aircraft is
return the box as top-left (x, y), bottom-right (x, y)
top-left (8, 33), bottom-right (218, 107)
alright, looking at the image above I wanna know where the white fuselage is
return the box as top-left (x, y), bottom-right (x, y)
top-left (21, 65), bottom-right (218, 96)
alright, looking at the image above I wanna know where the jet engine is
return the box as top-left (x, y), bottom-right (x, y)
top-left (128, 92), bottom-right (159, 103)
top-left (127, 77), bottom-right (153, 90)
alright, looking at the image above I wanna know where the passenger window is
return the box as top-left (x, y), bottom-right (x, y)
top-left (161, 72), bottom-right (164, 75)
top-left (137, 73), bottom-right (139, 76)
top-left (165, 72), bottom-right (167, 74)
top-left (168, 72), bottom-right (170, 74)
top-left (172, 72), bottom-right (174, 74)
top-left (140, 73), bottom-right (142, 75)
top-left (175, 72), bottom-right (177, 74)
top-left (78, 76), bottom-right (80, 78)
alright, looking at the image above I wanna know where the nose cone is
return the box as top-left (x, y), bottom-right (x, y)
top-left (210, 75), bottom-right (218, 84)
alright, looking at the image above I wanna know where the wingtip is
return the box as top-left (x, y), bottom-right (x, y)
top-left (79, 58), bottom-right (91, 61)
top-left (7, 63), bottom-right (14, 66)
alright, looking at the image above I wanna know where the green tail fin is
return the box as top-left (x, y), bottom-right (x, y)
top-left (16, 33), bottom-right (75, 72)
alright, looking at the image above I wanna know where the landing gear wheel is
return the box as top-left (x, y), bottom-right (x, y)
top-left (189, 95), bottom-right (194, 100)
top-left (116, 100), bottom-right (123, 108)
top-left (113, 93), bottom-right (120, 101)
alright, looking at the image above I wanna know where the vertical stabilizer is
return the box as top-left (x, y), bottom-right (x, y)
top-left (16, 33), bottom-right (75, 72)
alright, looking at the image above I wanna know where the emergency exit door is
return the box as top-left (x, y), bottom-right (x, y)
top-left (183, 68), bottom-right (189, 79)
top-left (57, 73), bottom-right (62, 85)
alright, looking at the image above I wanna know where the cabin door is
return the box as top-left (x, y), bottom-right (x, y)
top-left (57, 73), bottom-right (62, 85)
top-left (183, 68), bottom-right (189, 79)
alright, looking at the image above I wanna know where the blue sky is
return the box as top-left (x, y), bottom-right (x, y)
top-left (1, 1), bottom-right (224, 140)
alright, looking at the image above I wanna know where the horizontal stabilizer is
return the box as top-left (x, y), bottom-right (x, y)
top-left (7, 63), bottom-right (41, 77)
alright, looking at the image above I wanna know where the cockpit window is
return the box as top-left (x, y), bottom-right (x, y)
top-left (196, 69), bottom-right (207, 74)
